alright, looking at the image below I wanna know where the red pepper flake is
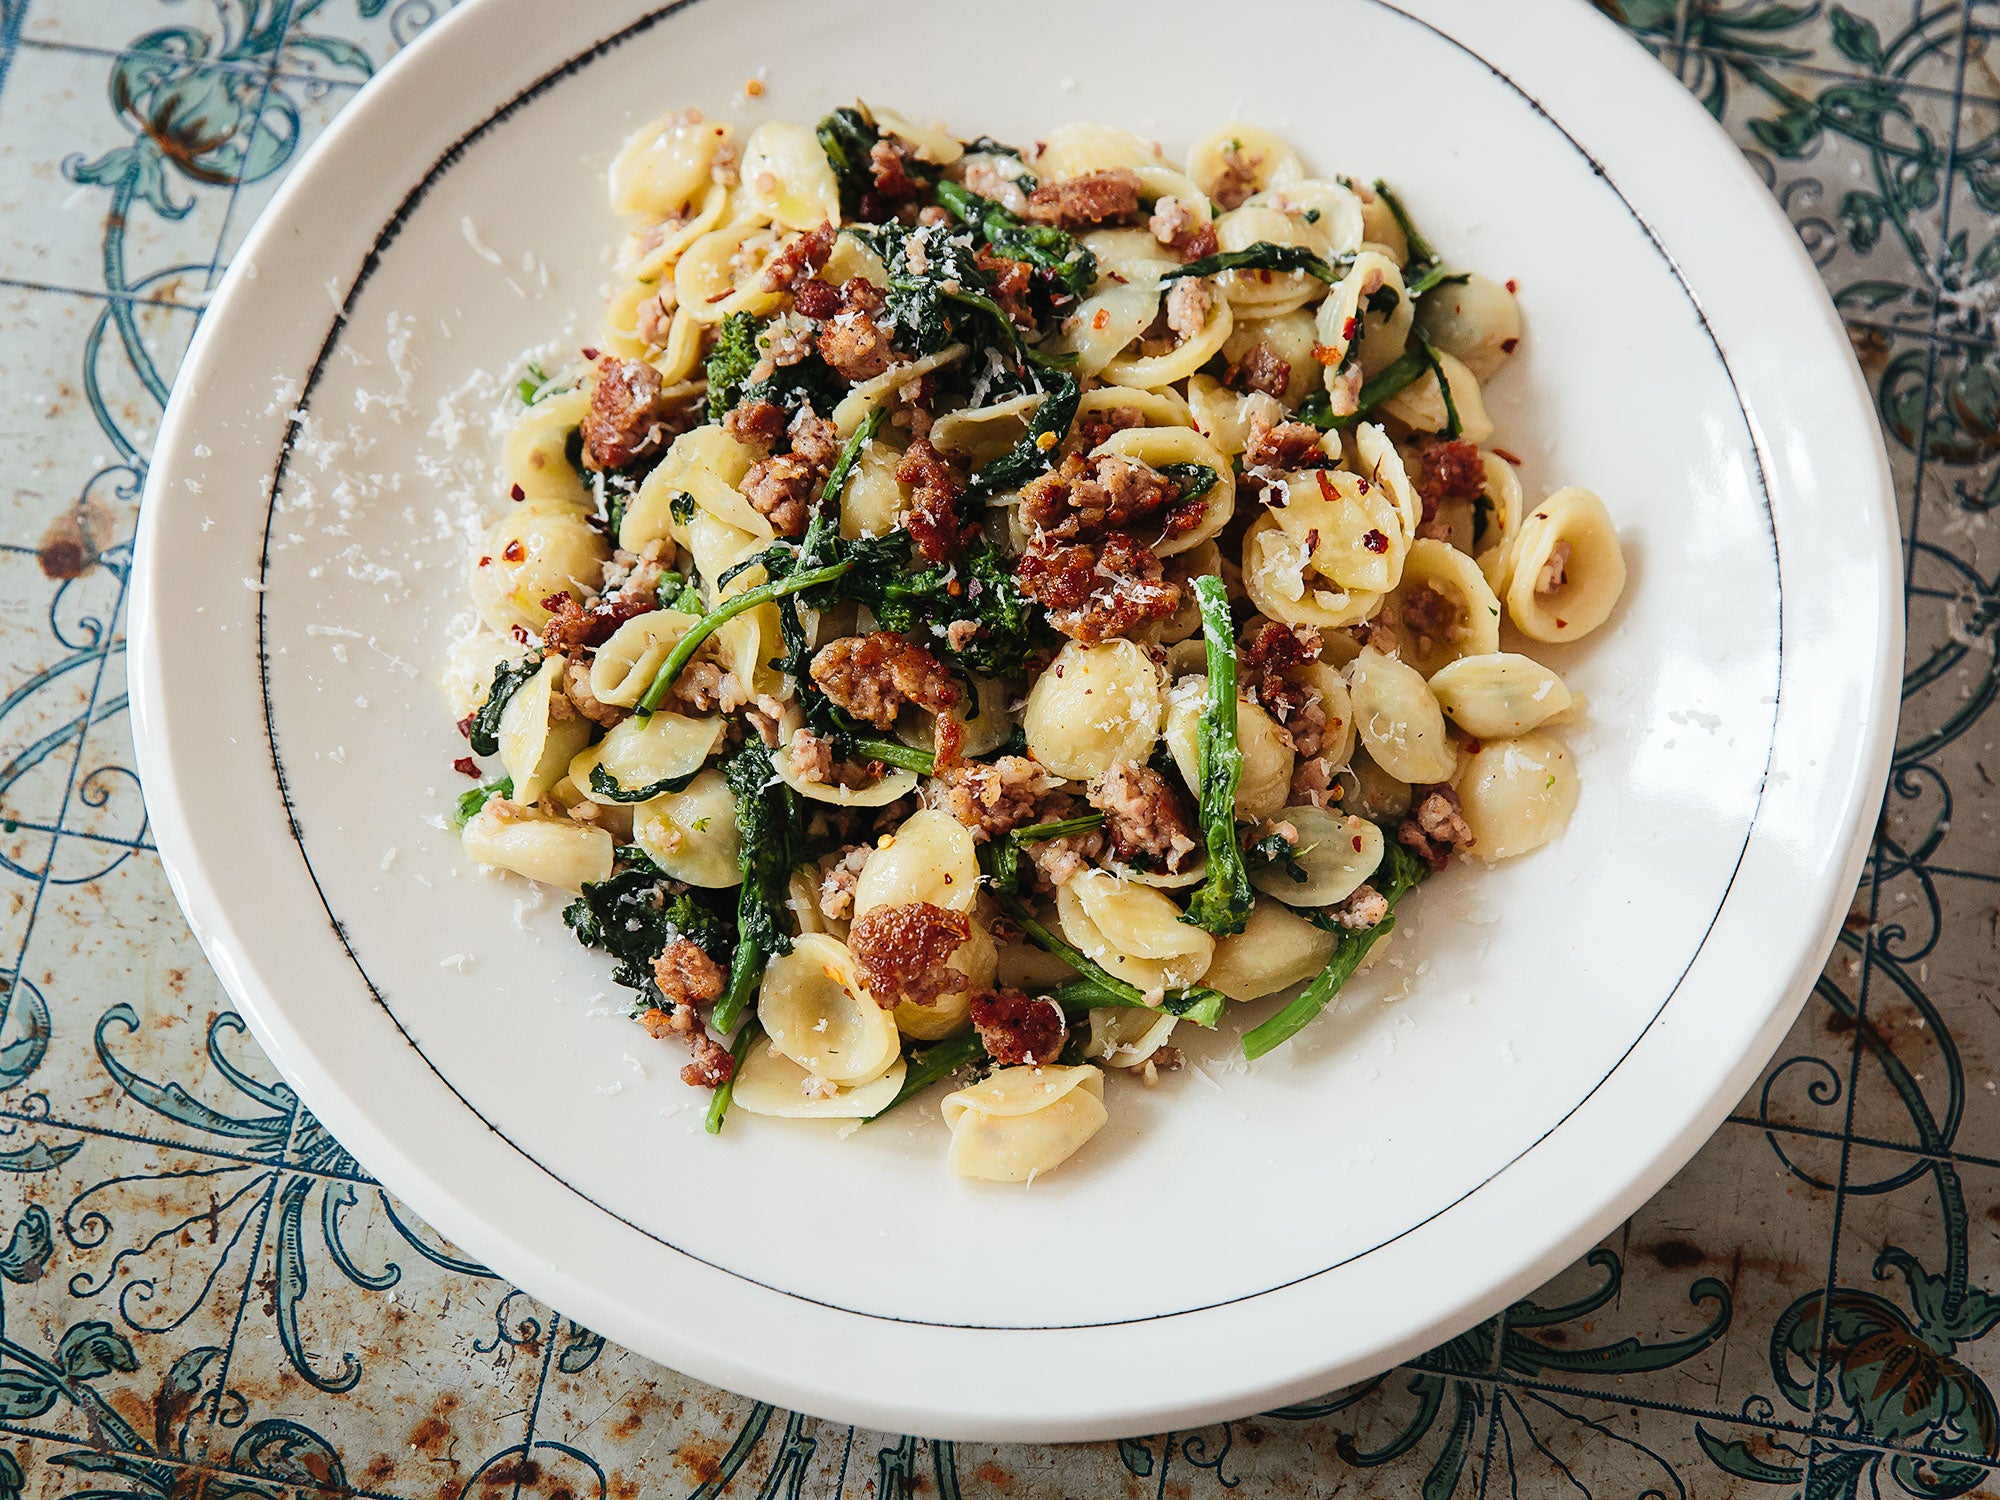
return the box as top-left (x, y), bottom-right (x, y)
top-left (455, 715), bottom-right (475, 739)
top-left (1315, 471), bottom-right (1341, 503)
top-left (1362, 529), bottom-right (1388, 554)
top-left (1091, 307), bottom-right (1110, 331)
top-left (1492, 446), bottom-right (1524, 466)
top-left (1342, 316), bottom-right (1359, 341)
top-left (1310, 342), bottom-right (1341, 368)
top-left (477, 555), bottom-right (492, 568)
top-left (1500, 337), bottom-right (1519, 354)
top-left (1351, 835), bottom-right (1364, 851)
top-left (452, 756), bottom-right (482, 779)
top-left (1554, 618), bottom-right (1568, 628)
top-left (502, 538), bottom-right (526, 562)
top-left (511, 624), bottom-right (533, 645)
top-left (1257, 269), bottom-right (1274, 284)
top-left (1505, 279), bottom-right (1519, 294)
top-left (1463, 737), bottom-right (1482, 755)
top-left (581, 345), bottom-right (600, 361)
top-left (510, 483), bottom-right (525, 502)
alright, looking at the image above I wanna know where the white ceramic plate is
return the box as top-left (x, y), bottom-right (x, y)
top-left (129, 0), bottom-right (1899, 1441)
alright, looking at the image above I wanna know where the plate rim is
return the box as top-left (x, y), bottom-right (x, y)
top-left (128, 0), bottom-right (1902, 1439)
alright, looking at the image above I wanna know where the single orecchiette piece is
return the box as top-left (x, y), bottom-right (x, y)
top-left (942, 1065), bottom-right (1108, 1183)
top-left (1452, 733), bottom-right (1579, 860)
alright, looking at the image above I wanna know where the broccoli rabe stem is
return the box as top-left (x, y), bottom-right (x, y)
top-left (1239, 844), bottom-right (1428, 1061)
top-left (1297, 329), bottom-right (1462, 439)
top-left (1160, 242), bottom-right (1350, 286)
top-left (636, 408), bottom-right (888, 713)
top-left (704, 1016), bottom-right (765, 1135)
top-left (1181, 575), bottom-right (1253, 936)
top-left (991, 891), bottom-right (1227, 1029)
top-left (865, 1030), bottom-right (988, 1122)
top-left (711, 939), bottom-right (763, 1037)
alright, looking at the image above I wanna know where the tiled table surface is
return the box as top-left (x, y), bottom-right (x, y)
top-left (0, 0), bottom-right (1994, 1495)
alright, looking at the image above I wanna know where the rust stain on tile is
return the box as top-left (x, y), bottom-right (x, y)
top-left (36, 493), bottom-right (116, 579)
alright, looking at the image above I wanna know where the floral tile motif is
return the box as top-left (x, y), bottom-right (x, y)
top-left (278, 0), bottom-right (463, 86)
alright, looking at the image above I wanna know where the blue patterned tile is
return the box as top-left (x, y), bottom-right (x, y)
top-left (280, 0), bottom-right (461, 84)
top-left (1683, 0), bottom-right (1966, 98)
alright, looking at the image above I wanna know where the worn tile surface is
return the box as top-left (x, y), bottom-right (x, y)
top-left (0, 0), bottom-right (1993, 1495)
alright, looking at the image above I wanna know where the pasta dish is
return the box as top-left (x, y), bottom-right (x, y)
top-left (441, 105), bottom-right (1625, 1183)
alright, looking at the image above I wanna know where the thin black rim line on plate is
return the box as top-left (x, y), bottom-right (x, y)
top-left (249, 0), bottom-right (1785, 1333)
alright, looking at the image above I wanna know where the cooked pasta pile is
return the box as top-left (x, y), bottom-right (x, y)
top-left (443, 105), bottom-right (1625, 1183)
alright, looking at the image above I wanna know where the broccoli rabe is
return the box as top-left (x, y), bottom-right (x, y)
top-left (704, 311), bottom-right (767, 421)
top-left (1180, 575), bottom-right (1254, 936)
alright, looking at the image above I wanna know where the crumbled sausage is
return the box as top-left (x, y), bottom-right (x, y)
top-left (739, 453), bottom-right (819, 537)
top-left (1018, 452), bottom-right (1198, 541)
top-left (635, 284), bottom-right (678, 347)
top-left (1149, 195), bottom-right (1215, 260)
top-left (958, 157), bottom-right (1029, 215)
top-left (1164, 278), bottom-right (1213, 342)
top-left (970, 988), bottom-right (1069, 1066)
top-left (724, 396), bottom-right (789, 451)
top-left (1241, 620), bottom-right (1323, 679)
top-left (975, 245), bottom-right (1039, 330)
top-left (1239, 621), bottom-right (1329, 752)
top-left (1415, 437), bottom-right (1486, 511)
top-left (896, 437), bottom-right (974, 563)
top-left (816, 278), bottom-right (896, 382)
top-left (865, 138), bottom-right (922, 216)
top-left (1223, 345), bottom-right (1292, 400)
top-left (1290, 755), bottom-right (1339, 809)
top-left (539, 588), bottom-right (657, 656)
top-left (672, 653), bottom-right (751, 715)
top-left (1536, 540), bottom-right (1571, 596)
top-left (788, 408), bottom-right (841, 471)
top-left (818, 844), bottom-right (871, 922)
top-left (1397, 785), bottom-right (1476, 870)
top-left (653, 937), bottom-right (726, 1009)
top-left (1395, 583), bottom-right (1462, 658)
top-left (1243, 419), bottom-right (1325, 472)
top-left (809, 631), bottom-right (960, 730)
top-left (850, 901), bottom-right (972, 1008)
top-left (1015, 532), bottom-right (1183, 643)
top-left (1327, 882), bottom-right (1389, 930)
top-left (557, 657), bottom-right (623, 730)
top-left (931, 754), bottom-right (1064, 840)
top-left (581, 356), bottom-right (676, 470)
top-left (1074, 405), bottom-right (1144, 453)
top-left (641, 939), bottom-right (734, 1088)
top-left (1025, 168), bottom-right (1144, 228)
top-left (1087, 761), bottom-right (1199, 872)
top-left (762, 222), bottom-right (838, 294)
top-left (1211, 145), bottom-right (1261, 211)
top-left (1026, 830), bottom-right (1102, 888)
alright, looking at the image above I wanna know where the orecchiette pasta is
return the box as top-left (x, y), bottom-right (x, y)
top-left (1452, 733), bottom-right (1580, 859)
top-left (758, 934), bottom-right (902, 1087)
top-left (1502, 488), bottom-right (1627, 643)
top-left (942, 1066), bottom-right (1108, 1183)
top-left (1024, 640), bottom-right (1165, 780)
top-left (444, 105), bottom-right (1626, 1182)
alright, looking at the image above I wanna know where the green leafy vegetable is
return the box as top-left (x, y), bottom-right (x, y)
top-left (1293, 328), bottom-right (1460, 436)
top-left (704, 1017), bottom-right (766, 1135)
top-left (966, 372), bottom-right (1080, 497)
top-left (985, 882), bottom-right (1227, 1029)
top-left (816, 106), bottom-right (882, 213)
top-left (562, 870), bottom-right (734, 991)
top-left (866, 1030), bottom-right (989, 1121)
top-left (1372, 180), bottom-right (1470, 299)
top-left (1160, 242), bottom-right (1350, 286)
top-left (1159, 462), bottom-right (1220, 506)
top-left (844, 537), bottom-right (1043, 678)
top-left (1181, 576), bottom-right (1253, 936)
top-left (704, 311), bottom-right (768, 421)
top-left (656, 571), bottom-right (705, 613)
top-left (843, 222), bottom-right (1071, 375)
top-left (980, 813), bottom-right (1106, 898)
top-left (1244, 829), bottom-right (1309, 886)
top-left (586, 763), bottom-right (700, 804)
top-left (466, 654), bottom-right (542, 757)
top-left (1241, 842), bottom-right (1427, 1060)
top-left (452, 776), bottom-right (512, 827)
top-left (711, 738), bottom-right (802, 1034)
top-left (935, 180), bottom-right (1097, 299)
top-left (517, 361), bottom-right (550, 405)
top-left (669, 492), bottom-right (697, 525)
